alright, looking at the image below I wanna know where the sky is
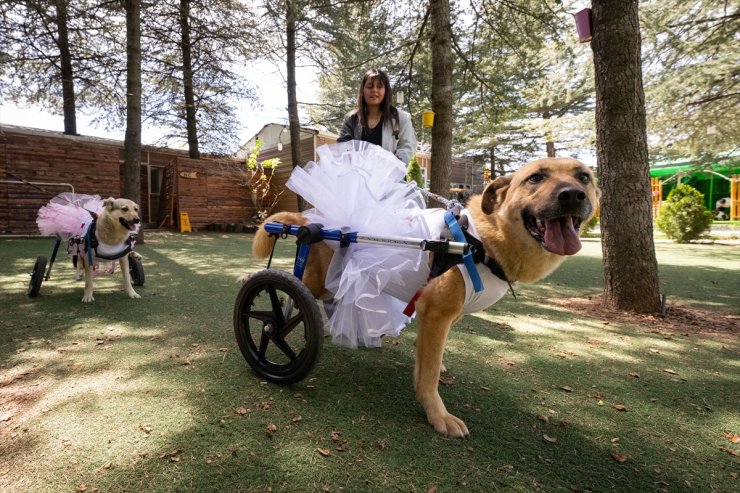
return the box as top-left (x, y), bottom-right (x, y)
top-left (0, 60), bottom-right (319, 150)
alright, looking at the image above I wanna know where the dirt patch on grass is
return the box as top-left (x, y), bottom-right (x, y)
top-left (556, 295), bottom-right (739, 336)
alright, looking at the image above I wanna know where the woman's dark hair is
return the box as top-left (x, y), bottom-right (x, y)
top-left (355, 68), bottom-right (397, 132)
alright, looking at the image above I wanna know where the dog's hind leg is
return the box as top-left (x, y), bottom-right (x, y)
top-left (414, 272), bottom-right (467, 438)
top-left (119, 255), bottom-right (140, 299)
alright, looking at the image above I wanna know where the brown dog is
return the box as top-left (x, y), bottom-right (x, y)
top-left (80, 197), bottom-right (142, 302)
top-left (252, 157), bottom-right (600, 437)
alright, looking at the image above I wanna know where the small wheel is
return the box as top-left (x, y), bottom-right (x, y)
top-left (129, 255), bottom-right (145, 286)
top-left (27, 256), bottom-right (47, 297)
top-left (234, 269), bottom-right (323, 385)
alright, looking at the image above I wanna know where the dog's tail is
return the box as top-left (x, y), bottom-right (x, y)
top-left (252, 211), bottom-right (307, 259)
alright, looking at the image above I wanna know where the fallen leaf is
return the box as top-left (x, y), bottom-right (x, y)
top-left (76, 484), bottom-right (87, 492)
top-left (597, 400), bottom-right (605, 406)
top-left (611, 452), bottom-right (627, 463)
top-left (612, 404), bottom-right (627, 412)
top-left (723, 432), bottom-right (740, 444)
top-left (257, 401), bottom-right (272, 410)
top-left (649, 348), bottom-right (659, 353)
top-left (611, 437), bottom-right (620, 444)
top-left (426, 486), bottom-right (438, 493)
top-left (537, 415), bottom-right (549, 424)
top-left (543, 434), bottom-right (557, 443)
top-left (330, 431), bottom-right (341, 442)
top-left (629, 372), bottom-right (640, 378)
top-left (719, 446), bottom-right (739, 456)
top-left (560, 386), bottom-right (573, 392)
top-left (291, 415), bottom-right (302, 423)
top-left (219, 348), bottom-right (228, 352)
top-left (266, 423), bottom-right (277, 435)
top-left (234, 407), bottom-right (248, 415)
top-left (439, 375), bottom-right (455, 385)
top-left (159, 449), bottom-right (181, 459)
top-left (663, 368), bottom-right (677, 375)
top-left (316, 448), bottom-right (331, 457)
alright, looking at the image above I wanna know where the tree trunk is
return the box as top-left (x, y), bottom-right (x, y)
top-left (179, 0), bottom-right (199, 159)
top-left (55, 0), bottom-right (77, 135)
top-left (429, 0), bottom-right (453, 204)
top-left (543, 110), bottom-right (555, 157)
top-left (124, 0), bottom-right (143, 241)
top-left (591, 0), bottom-right (659, 312)
top-left (286, 0), bottom-right (307, 211)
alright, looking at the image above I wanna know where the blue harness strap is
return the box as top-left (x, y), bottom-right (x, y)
top-left (444, 211), bottom-right (484, 293)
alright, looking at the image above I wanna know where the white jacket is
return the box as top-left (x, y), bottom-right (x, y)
top-left (337, 108), bottom-right (417, 164)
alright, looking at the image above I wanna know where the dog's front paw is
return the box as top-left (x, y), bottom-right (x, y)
top-left (127, 290), bottom-right (141, 299)
top-left (82, 294), bottom-right (95, 302)
top-left (429, 412), bottom-right (470, 438)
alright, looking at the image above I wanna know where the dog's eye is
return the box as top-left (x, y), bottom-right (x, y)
top-left (527, 173), bottom-right (545, 184)
top-left (122, 206), bottom-right (129, 212)
top-left (578, 173), bottom-right (591, 184)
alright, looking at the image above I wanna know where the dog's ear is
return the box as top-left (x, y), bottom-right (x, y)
top-left (481, 175), bottom-right (512, 215)
top-left (103, 197), bottom-right (116, 211)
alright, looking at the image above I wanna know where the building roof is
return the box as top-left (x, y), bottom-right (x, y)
top-left (237, 123), bottom-right (338, 158)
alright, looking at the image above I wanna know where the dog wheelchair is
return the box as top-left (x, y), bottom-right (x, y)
top-left (27, 220), bottom-right (145, 298)
top-left (234, 213), bottom-right (479, 385)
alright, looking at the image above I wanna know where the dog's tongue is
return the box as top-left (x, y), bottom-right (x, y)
top-left (543, 217), bottom-right (582, 256)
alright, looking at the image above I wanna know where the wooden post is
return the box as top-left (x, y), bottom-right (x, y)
top-left (651, 177), bottom-right (662, 217)
top-left (731, 175), bottom-right (739, 221)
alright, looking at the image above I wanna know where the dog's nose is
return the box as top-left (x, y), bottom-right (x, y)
top-left (133, 218), bottom-right (141, 224)
top-left (557, 187), bottom-right (587, 206)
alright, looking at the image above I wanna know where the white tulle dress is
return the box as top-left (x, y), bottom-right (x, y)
top-left (287, 141), bottom-right (436, 348)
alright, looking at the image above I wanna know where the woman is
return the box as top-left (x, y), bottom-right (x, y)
top-left (337, 68), bottom-right (417, 164)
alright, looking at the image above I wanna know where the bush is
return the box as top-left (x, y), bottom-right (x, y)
top-left (655, 184), bottom-right (713, 242)
top-left (583, 214), bottom-right (599, 235)
top-left (406, 155), bottom-right (424, 188)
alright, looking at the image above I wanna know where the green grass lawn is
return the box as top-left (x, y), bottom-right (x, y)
top-left (1, 233), bottom-right (738, 492)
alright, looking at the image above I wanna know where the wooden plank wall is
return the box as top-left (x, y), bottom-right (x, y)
top-left (1, 130), bottom-right (121, 234)
top-left (173, 157), bottom-right (265, 231)
top-left (0, 127), bottom-right (342, 234)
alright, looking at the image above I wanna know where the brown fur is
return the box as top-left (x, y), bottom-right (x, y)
top-left (253, 158), bottom-right (600, 437)
top-left (80, 197), bottom-right (141, 302)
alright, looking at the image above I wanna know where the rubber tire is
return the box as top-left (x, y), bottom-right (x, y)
top-left (233, 269), bottom-right (323, 385)
top-left (27, 256), bottom-right (47, 297)
top-left (129, 255), bottom-right (145, 286)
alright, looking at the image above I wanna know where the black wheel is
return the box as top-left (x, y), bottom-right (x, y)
top-left (27, 256), bottom-right (47, 297)
top-left (129, 255), bottom-right (145, 286)
top-left (234, 269), bottom-right (323, 385)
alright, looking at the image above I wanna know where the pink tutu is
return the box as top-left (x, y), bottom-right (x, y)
top-left (37, 193), bottom-right (104, 240)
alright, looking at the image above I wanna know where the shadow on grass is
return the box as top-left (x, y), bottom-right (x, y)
top-left (1, 233), bottom-right (738, 492)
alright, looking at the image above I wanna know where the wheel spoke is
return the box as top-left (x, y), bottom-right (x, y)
top-left (245, 309), bottom-right (273, 323)
top-left (271, 336), bottom-right (298, 362)
top-left (279, 313), bottom-right (305, 339)
top-left (267, 286), bottom-right (286, 326)
top-left (257, 331), bottom-right (270, 362)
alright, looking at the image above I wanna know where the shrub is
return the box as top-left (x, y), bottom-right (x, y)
top-left (583, 214), bottom-right (599, 235)
top-left (406, 155), bottom-right (424, 188)
top-left (655, 184), bottom-right (713, 242)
